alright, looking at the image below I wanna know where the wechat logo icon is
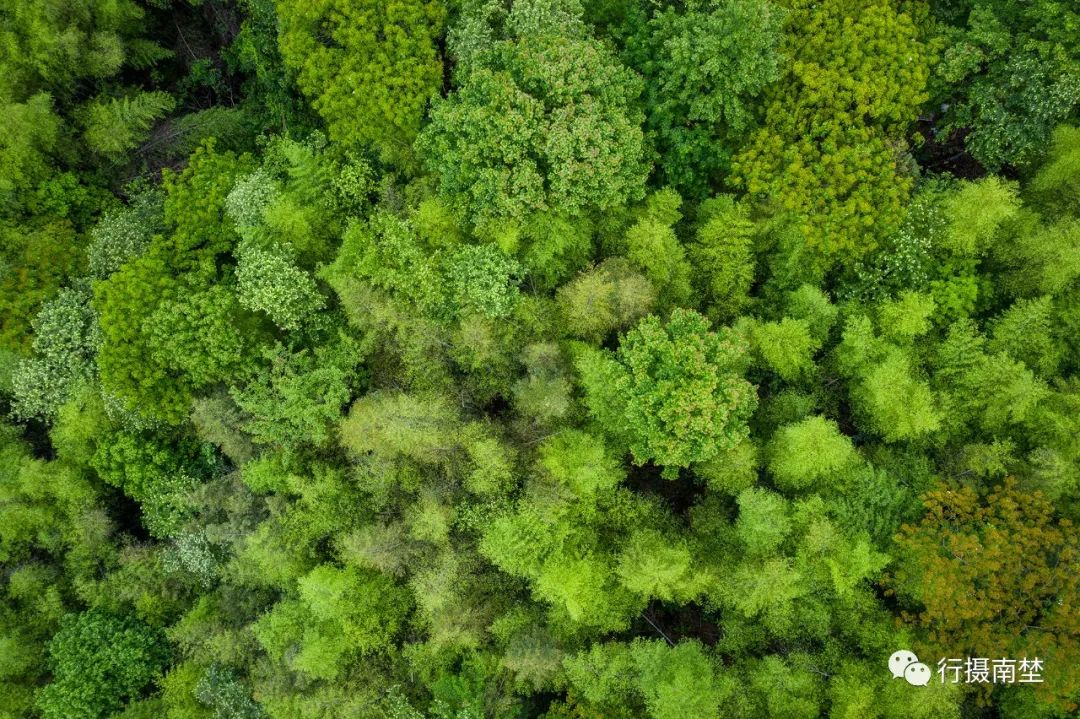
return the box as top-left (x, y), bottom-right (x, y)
top-left (889, 650), bottom-right (931, 686)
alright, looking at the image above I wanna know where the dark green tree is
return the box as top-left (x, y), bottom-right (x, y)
top-left (417, 0), bottom-right (650, 222)
top-left (37, 610), bottom-right (170, 719)
top-left (639, 0), bottom-right (785, 196)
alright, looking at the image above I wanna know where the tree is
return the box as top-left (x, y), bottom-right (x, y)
top-left (556, 258), bottom-right (656, 343)
top-left (732, 0), bottom-right (932, 260)
top-left (952, 352), bottom-right (1049, 434)
top-left (695, 438), bottom-right (760, 495)
top-left (1029, 124), bottom-right (1080, 217)
top-left (340, 391), bottom-right (460, 465)
top-left (537, 430), bottom-right (622, 498)
top-left (632, 639), bottom-right (727, 719)
top-left (463, 430), bottom-right (517, 497)
top-left (90, 428), bottom-right (209, 537)
top-left (785, 285), bottom-right (837, 344)
top-left (146, 284), bottom-right (253, 388)
top-left (93, 143), bottom-right (256, 423)
top-left (444, 244), bottom-right (523, 319)
top-left (563, 639), bottom-right (728, 719)
top-left (83, 92), bottom-right (175, 158)
top-left (562, 641), bottom-right (637, 710)
top-left (0, 219), bottom-right (82, 352)
top-left (889, 479), bottom-right (1080, 711)
top-left (235, 242), bottom-right (324, 330)
top-left (988, 296), bottom-right (1062, 378)
top-left (940, 177), bottom-right (1020, 256)
top-left (231, 337), bottom-right (363, 451)
top-left (616, 528), bottom-right (697, 602)
top-left (747, 317), bottom-right (819, 383)
top-left (449, 312), bottom-right (521, 404)
top-left (745, 655), bottom-right (822, 719)
top-left (480, 498), bottom-right (570, 581)
top-left (833, 311), bottom-right (942, 443)
top-left (325, 210), bottom-right (450, 321)
top-left (875, 291), bottom-right (935, 342)
top-left (0, 1), bottom-right (154, 102)
top-left (509, 210), bottom-right (597, 290)
top-left (933, 1), bottom-right (1080, 170)
top-left (417, 0), bottom-right (649, 221)
top-left (10, 286), bottom-right (97, 419)
top-left (623, 190), bottom-right (693, 307)
top-left (533, 552), bottom-right (636, 630)
top-left (0, 422), bottom-right (108, 569)
top-left (638, 0), bottom-right (785, 196)
top-left (36, 610), bottom-right (170, 719)
top-left (578, 309), bottom-right (757, 475)
top-left (193, 664), bottom-right (263, 719)
top-left (86, 189), bottom-right (162, 279)
top-left (766, 416), bottom-right (859, 492)
top-left (991, 212), bottom-right (1080, 298)
top-left (276, 0), bottom-right (445, 163)
top-left (92, 249), bottom-right (190, 422)
top-left (512, 342), bottom-right (575, 426)
top-left (851, 349), bottom-right (942, 443)
top-left (253, 564), bottom-right (412, 680)
top-left (0, 94), bottom-right (62, 209)
top-left (687, 195), bottom-right (756, 322)
top-left (0, 0), bottom-right (170, 221)
top-left (734, 487), bottom-right (791, 557)
top-left (826, 658), bottom-right (964, 719)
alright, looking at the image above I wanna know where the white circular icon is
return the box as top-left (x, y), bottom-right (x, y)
top-left (888, 649), bottom-right (919, 679)
top-left (904, 662), bottom-right (931, 686)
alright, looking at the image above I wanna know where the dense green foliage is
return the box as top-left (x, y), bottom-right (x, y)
top-left (1, 1), bottom-right (1079, 718)
top-left (37, 610), bottom-right (169, 719)
top-left (276, 0), bottom-right (445, 164)
top-left (417, 0), bottom-right (649, 222)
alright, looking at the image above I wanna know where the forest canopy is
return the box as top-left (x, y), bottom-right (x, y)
top-left (1, 1), bottom-right (1079, 718)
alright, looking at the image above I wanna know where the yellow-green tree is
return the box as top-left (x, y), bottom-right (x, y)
top-left (890, 479), bottom-right (1080, 712)
top-left (732, 0), bottom-right (933, 260)
top-left (276, 0), bottom-right (445, 164)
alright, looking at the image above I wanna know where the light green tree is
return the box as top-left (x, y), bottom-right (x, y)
top-left (557, 258), bottom-right (656, 343)
top-left (537, 430), bottom-right (622, 498)
top-left (82, 91), bottom-right (175, 157)
top-left (766, 415), bottom-right (860, 492)
top-left (734, 487), bottom-right (791, 557)
top-left (579, 309), bottom-right (756, 475)
top-left (616, 528), bottom-right (698, 602)
top-left (688, 195), bottom-right (756, 322)
top-left (340, 391), bottom-right (460, 465)
top-left (632, 639), bottom-right (727, 719)
top-left (748, 317), bottom-right (819, 383)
